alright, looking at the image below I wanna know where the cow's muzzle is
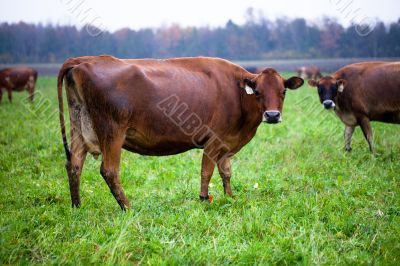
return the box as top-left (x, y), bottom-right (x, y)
top-left (322, 100), bottom-right (335, 109)
top-left (264, 111), bottom-right (281, 124)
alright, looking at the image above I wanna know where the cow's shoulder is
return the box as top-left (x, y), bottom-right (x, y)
top-left (164, 56), bottom-right (244, 73)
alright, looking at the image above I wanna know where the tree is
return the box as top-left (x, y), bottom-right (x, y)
top-left (0, 16), bottom-right (399, 63)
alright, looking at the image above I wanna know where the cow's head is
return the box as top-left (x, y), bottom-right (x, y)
top-left (308, 77), bottom-right (347, 110)
top-left (242, 68), bottom-right (304, 123)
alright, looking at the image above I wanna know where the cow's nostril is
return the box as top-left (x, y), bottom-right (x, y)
top-left (322, 100), bottom-right (335, 109)
top-left (264, 111), bottom-right (281, 124)
top-left (265, 111), bottom-right (281, 118)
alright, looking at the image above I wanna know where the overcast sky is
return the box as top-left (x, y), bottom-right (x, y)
top-left (0, 0), bottom-right (398, 31)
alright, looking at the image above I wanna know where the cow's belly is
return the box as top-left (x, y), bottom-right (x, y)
top-left (5, 77), bottom-right (28, 91)
top-left (337, 109), bottom-right (400, 125)
top-left (12, 87), bottom-right (26, 92)
top-left (371, 111), bottom-right (400, 124)
top-left (123, 128), bottom-right (202, 156)
top-left (122, 141), bottom-right (198, 156)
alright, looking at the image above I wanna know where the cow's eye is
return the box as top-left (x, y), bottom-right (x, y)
top-left (254, 89), bottom-right (260, 96)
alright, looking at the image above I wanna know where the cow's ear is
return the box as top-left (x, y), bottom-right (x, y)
top-left (240, 78), bottom-right (256, 94)
top-left (244, 78), bottom-right (256, 89)
top-left (285, 77), bottom-right (304, 90)
top-left (308, 79), bottom-right (318, 87)
top-left (336, 79), bottom-right (347, 92)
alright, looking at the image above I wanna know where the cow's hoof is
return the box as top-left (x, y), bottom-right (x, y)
top-left (119, 202), bottom-right (131, 212)
top-left (345, 147), bottom-right (352, 152)
top-left (71, 202), bottom-right (81, 208)
top-left (199, 195), bottom-right (213, 203)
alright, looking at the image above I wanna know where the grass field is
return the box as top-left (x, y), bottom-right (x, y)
top-left (1, 75), bottom-right (399, 265)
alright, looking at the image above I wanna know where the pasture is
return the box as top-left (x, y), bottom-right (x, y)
top-left (0, 75), bottom-right (399, 265)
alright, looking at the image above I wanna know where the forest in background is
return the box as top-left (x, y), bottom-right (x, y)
top-left (0, 16), bottom-right (399, 63)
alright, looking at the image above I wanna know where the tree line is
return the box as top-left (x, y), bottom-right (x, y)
top-left (0, 16), bottom-right (399, 63)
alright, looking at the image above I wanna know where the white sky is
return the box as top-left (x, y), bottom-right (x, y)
top-left (0, 0), bottom-right (398, 31)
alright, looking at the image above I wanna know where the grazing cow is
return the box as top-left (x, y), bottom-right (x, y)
top-left (0, 67), bottom-right (38, 103)
top-left (297, 66), bottom-right (322, 80)
top-left (308, 62), bottom-right (400, 153)
top-left (57, 55), bottom-right (304, 210)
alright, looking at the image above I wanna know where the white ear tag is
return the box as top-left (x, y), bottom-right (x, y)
top-left (245, 85), bottom-right (254, 94)
top-left (338, 84), bottom-right (344, 92)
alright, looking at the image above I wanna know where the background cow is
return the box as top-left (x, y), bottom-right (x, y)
top-left (308, 61), bottom-right (400, 153)
top-left (297, 66), bottom-right (322, 80)
top-left (0, 67), bottom-right (38, 103)
top-left (57, 55), bottom-right (304, 210)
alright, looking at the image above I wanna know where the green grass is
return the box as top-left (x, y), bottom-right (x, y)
top-left (0, 75), bottom-right (399, 265)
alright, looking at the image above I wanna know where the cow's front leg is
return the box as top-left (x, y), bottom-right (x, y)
top-left (217, 157), bottom-right (233, 196)
top-left (359, 117), bottom-right (375, 154)
top-left (0, 88), bottom-right (3, 103)
top-left (199, 152), bottom-right (215, 201)
top-left (27, 86), bottom-right (35, 102)
top-left (100, 132), bottom-right (130, 210)
top-left (344, 125), bottom-right (355, 152)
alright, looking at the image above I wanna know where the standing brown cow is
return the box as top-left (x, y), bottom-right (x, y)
top-left (308, 62), bottom-right (400, 153)
top-left (57, 55), bottom-right (304, 210)
top-left (297, 66), bottom-right (322, 80)
top-left (0, 67), bottom-right (38, 103)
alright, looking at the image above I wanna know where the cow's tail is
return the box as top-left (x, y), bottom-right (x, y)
top-left (57, 64), bottom-right (73, 162)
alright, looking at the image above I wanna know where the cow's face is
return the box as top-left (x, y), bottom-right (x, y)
top-left (244, 68), bottom-right (304, 123)
top-left (308, 77), bottom-right (347, 110)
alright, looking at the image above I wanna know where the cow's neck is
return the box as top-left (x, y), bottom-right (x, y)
top-left (240, 90), bottom-right (263, 130)
top-left (335, 92), bottom-right (351, 113)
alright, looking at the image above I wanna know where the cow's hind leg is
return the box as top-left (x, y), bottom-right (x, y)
top-left (7, 89), bottom-right (12, 103)
top-left (199, 152), bottom-right (215, 201)
top-left (99, 131), bottom-right (130, 210)
top-left (66, 95), bottom-right (88, 207)
top-left (0, 88), bottom-right (3, 103)
top-left (344, 125), bottom-right (355, 152)
top-left (359, 117), bottom-right (375, 154)
top-left (27, 76), bottom-right (35, 102)
top-left (217, 157), bottom-right (233, 196)
top-left (67, 132), bottom-right (87, 207)
top-left (27, 85), bottom-right (34, 102)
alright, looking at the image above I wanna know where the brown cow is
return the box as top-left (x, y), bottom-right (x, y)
top-left (297, 66), bottom-right (322, 80)
top-left (57, 55), bottom-right (304, 210)
top-left (0, 67), bottom-right (38, 103)
top-left (308, 62), bottom-right (400, 153)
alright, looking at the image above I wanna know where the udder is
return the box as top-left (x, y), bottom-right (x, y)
top-left (80, 106), bottom-right (101, 157)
